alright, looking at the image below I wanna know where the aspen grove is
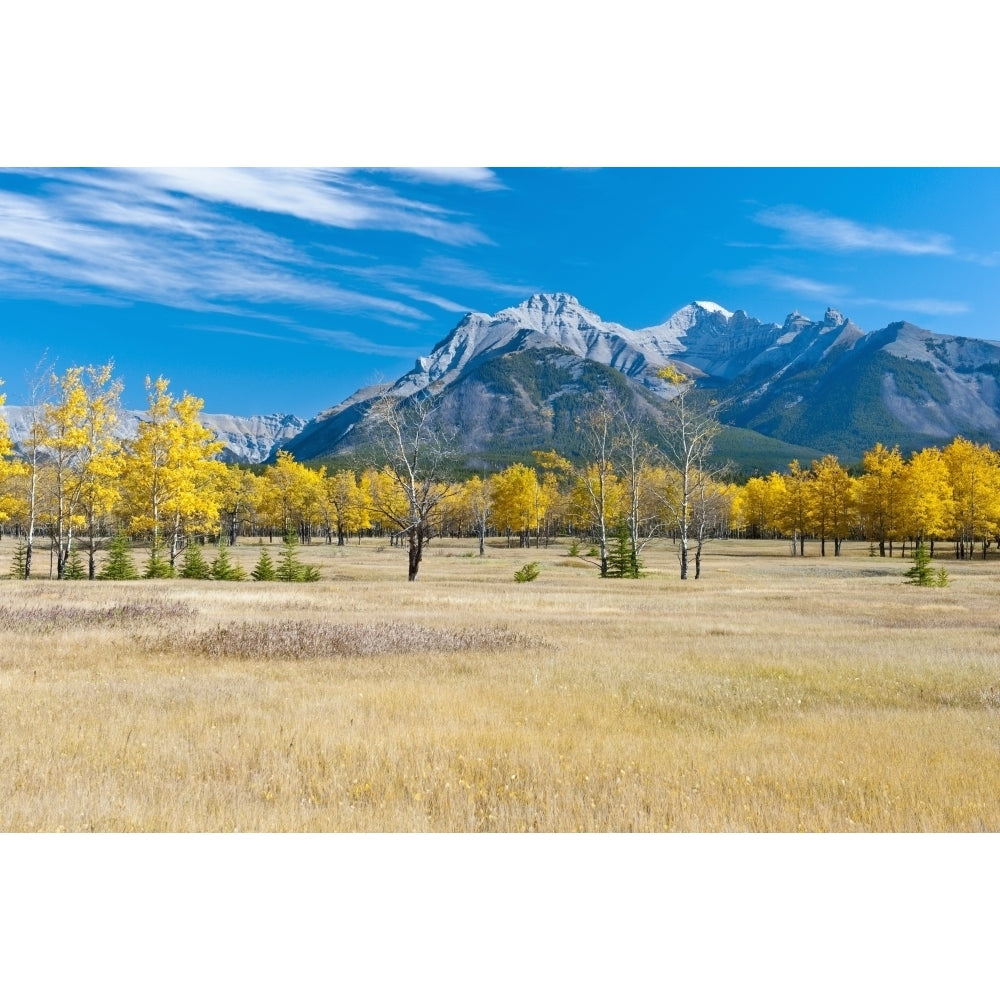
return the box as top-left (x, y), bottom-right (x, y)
top-left (5, 366), bottom-right (1000, 580)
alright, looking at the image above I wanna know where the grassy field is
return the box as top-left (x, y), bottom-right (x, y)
top-left (2, 534), bottom-right (999, 832)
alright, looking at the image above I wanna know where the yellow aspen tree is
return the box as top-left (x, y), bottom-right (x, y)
top-left (161, 389), bottom-right (223, 566)
top-left (532, 449), bottom-right (574, 546)
top-left (856, 443), bottom-right (906, 556)
top-left (810, 455), bottom-right (856, 556)
top-left (323, 468), bottom-right (368, 545)
top-left (900, 447), bottom-right (953, 556)
top-left (736, 472), bottom-right (785, 538)
top-left (296, 464), bottom-right (327, 543)
top-left (491, 463), bottom-right (543, 548)
top-left (777, 459), bottom-right (813, 556)
top-left (460, 473), bottom-right (492, 556)
top-left (121, 376), bottom-right (222, 571)
top-left (263, 451), bottom-right (321, 540)
top-left (76, 364), bottom-right (124, 579)
top-left (248, 469), bottom-right (282, 541)
top-left (40, 366), bottom-right (89, 578)
top-left (716, 482), bottom-right (741, 535)
top-left (942, 437), bottom-right (1000, 560)
top-left (432, 483), bottom-right (465, 538)
top-left (0, 381), bottom-right (26, 530)
top-left (362, 466), bottom-right (409, 542)
top-left (527, 467), bottom-right (553, 548)
top-left (538, 469), bottom-right (565, 546)
top-left (214, 464), bottom-right (260, 546)
top-left (40, 364), bottom-right (124, 578)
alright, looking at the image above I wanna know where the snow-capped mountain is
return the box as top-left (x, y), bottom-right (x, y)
top-left (286, 292), bottom-right (1000, 466)
top-left (392, 292), bottom-right (703, 399)
top-left (0, 407), bottom-right (306, 464)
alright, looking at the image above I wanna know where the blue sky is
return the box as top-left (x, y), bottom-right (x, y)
top-left (2, 167), bottom-right (999, 417)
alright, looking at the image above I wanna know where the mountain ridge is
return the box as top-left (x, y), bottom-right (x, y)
top-left (0, 407), bottom-right (306, 465)
top-left (284, 292), bottom-right (1000, 468)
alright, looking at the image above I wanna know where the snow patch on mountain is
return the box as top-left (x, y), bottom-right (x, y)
top-left (694, 301), bottom-right (734, 319)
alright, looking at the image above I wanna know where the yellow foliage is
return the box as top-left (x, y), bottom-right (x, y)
top-left (657, 364), bottom-right (688, 385)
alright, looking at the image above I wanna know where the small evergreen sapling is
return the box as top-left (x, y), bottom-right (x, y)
top-left (514, 561), bottom-right (540, 583)
top-left (8, 539), bottom-right (28, 580)
top-left (275, 530), bottom-right (320, 582)
top-left (179, 544), bottom-right (212, 580)
top-left (144, 541), bottom-right (175, 579)
top-left (63, 548), bottom-right (87, 580)
top-left (98, 533), bottom-right (139, 581)
top-left (211, 540), bottom-right (246, 581)
top-left (904, 543), bottom-right (948, 587)
top-left (251, 544), bottom-right (277, 581)
top-left (605, 521), bottom-right (641, 579)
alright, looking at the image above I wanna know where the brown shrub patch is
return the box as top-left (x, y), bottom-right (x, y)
top-left (0, 601), bottom-right (195, 633)
top-left (182, 620), bottom-right (540, 660)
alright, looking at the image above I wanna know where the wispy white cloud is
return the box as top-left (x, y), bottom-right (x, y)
top-left (125, 168), bottom-right (493, 246)
top-left (293, 325), bottom-right (417, 357)
top-left (188, 324), bottom-right (307, 345)
top-left (376, 168), bottom-right (506, 191)
top-left (754, 205), bottom-right (954, 256)
top-left (0, 174), bottom-right (453, 323)
top-left (961, 250), bottom-right (1000, 267)
top-left (723, 266), bottom-right (849, 300)
top-left (380, 283), bottom-right (474, 313)
top-left (853, 297), bottom-right (969, 316)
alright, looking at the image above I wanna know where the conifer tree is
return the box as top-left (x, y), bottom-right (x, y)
top-left (251, 544), bottom-right (277, 581)
top-left (211, 539), bottom-right (246, 581)
top-left (904, 542), bottom-right (948, 587)
top-left (98, 533), bottom-right (139, 580)
top-left (179, 543), bottom-right (212, 580)
top-left (8, 539), bottom-right (28, 580)
top-left (275, 529), bottom-right (319, 582)
top-left (606, 520), bottom-right (641, 578)
top-left (144, 541), bottom-right (175, 578)
top-left (63, 547), bottom-right (87, 580)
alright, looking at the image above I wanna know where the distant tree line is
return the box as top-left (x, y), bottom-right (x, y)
top-left (3, 363), bottom-right (1000, 582)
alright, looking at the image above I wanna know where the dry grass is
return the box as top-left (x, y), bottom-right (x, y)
top-left (1, 535), bottom-right (999, 831)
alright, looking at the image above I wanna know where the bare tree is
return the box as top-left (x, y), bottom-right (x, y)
top-left (655, 378), bottom-right (724, 580)
top-left (574, 398), bottom-right (618, 577)
top-left (365, 389), bottom-right (457, 582)
top-left (576, 390), bottom-right (663, 578)
top-left (611, 398), bottom-right (664, 574)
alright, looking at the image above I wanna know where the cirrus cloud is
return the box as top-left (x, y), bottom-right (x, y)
top-left (754, 205), bottom-right (954, 256)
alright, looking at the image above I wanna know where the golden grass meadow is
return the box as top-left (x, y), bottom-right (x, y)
top-left (2, 534), bottom-right (999, 833)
